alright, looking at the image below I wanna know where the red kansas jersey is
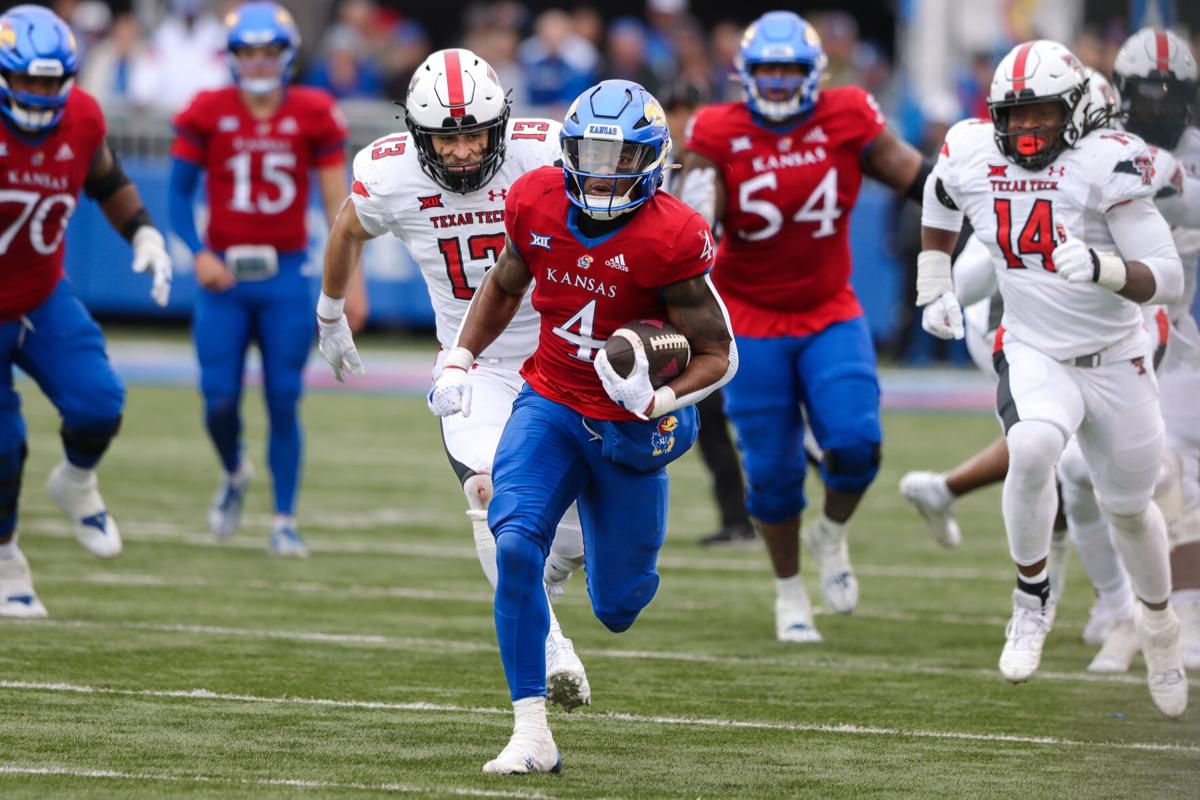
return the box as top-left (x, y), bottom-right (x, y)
top-left (171, 86), bottom-right (347, 253)
top-left (0, 88), bottom-right (106, 320)
top-left (506, 166), bottom-right (715, 420)
top-left (686, 87), bottom-right (886, 337)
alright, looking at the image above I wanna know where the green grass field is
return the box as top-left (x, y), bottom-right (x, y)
top-left (1, 367), bottom-right (1197, 799)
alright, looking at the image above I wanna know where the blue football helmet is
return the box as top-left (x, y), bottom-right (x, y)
top-left (225, 2), bottom-right (300, 95)
top-left (737, 11), bottom-right (827, 121)
top-left (561, 80), bottom-right (670, 220)
top-left (0, 5), bottom-right (78, 133)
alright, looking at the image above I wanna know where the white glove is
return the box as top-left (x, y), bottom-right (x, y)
top-left (1052, 226), bottom-right (1127, 291)
top-left (921, 291), bottom-right (965, 340)
top-left (593, 333), bottom-right (655, 419)
top-left (317, 315), bottom-right (364, 383)
top-left (427, 346), bottom-right (474, 417)
top-left (131, 226), bottom-right (172, 307)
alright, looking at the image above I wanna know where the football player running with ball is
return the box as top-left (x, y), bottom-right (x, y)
top-left (168, 2), bottom-right (353, 557)
top-left (919, 39), bottom-right (1187, 717)
top-left (677, 11), bottom-right (927, 641)
top-left (0, 6), bottom-right (173, 616)
top-left (427, 79), bottom-right (736, 774)
top-left (318, 49), bottom-right (592, 710)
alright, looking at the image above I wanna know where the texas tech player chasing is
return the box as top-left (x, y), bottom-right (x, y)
top-left (0, 6), bottom-right (173, 616)
top-left (918, 39), bottom-right (1187, 716)
top-left (317, 49), bottom-right (591, 709)
top-left (677, 11), bottom-right (928, 642)
top-left (426, 79), bottom-right (735, 774)
top-left (168, 2), bottom-right (352, 557)
top-left (1112, 28), bottom-right (1200, 670)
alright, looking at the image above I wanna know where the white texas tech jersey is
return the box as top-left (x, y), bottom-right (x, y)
top-left (929, 119), bottom-right (1160, 359)
top-left (351, 117), bottom-right (561, 358)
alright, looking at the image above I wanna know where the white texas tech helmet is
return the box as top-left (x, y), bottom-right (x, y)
top-left (1082, 67), bottom-right (1119, 134)
top-left (404, 48), bottom-right (510, 193)
top-left (988, 40), bottom-right (1090, 170)
top-left (1113, 28), bottom-right (1198, 150)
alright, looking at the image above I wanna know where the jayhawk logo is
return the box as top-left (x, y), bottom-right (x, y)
top-left (651, 416), bottom-right (678, 456)
top-left (577, 255), bottom-right (593, 270)
top-left (0, 22), bottom-right (16, 50)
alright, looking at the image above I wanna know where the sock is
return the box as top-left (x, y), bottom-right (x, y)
top-left (545, 584), bottom-right (564, 638)
top-left (512, 696), bottom-right (547, 735)
top-left (1171, 588), bottom-right (1200, 609)
top-left (469, 510), bottom-right (499, 589)
top-left (61, 462), bottom-right (93, 483)
top-left (776, 574), bottom-right (806, 604)
top-left (1140, 604), bottom-right (1177, 632)
top-left (266, 400), bottom-right (301, 516)
top-left (933, 473), bottom-right (954, 502)
top-left (0, 535), bottom-right (15, 560)
top-left (1017, 567), bottom-right (1051, 606)
top-left (273, 513), bottom-right (295, 529)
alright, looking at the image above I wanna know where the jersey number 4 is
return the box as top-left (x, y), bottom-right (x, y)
top-left (994, 198), bottom-right (1057, 271)
top-left (737, 168), bottom-right (842, 241)
top-left (437, 234), bottom-right (506, 299)
top-left (552, 299), bottom-right (605, 361)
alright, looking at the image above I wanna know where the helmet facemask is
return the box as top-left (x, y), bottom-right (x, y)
top-left (562, 137), bottom-right (665, 220)
top-left (0, 69), bottom-right (72, 132)
top-left (1115, 74), bottom-right (1196, 150)
top-left (990, 89), bottom-right (1084, 171)
top-left (407, 105), bottom-right (510, 194)
top-left (744, 61), bottom-right (818, 121)
top-left (230, 42), bottom-right (292, 96)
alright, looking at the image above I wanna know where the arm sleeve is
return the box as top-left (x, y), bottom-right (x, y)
top-left (952, 234), bottom-right (997, 306)
top-left (1107, 196), bottom-right (1184, 305)
top-left (170, 97), bottom-right (207, 164)
top-left (167, 156), bottom-right (205, 254)
top-left (312, 98), bottom-right (349, 168)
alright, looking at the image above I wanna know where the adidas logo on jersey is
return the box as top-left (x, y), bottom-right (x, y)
top-left (54, 143), bottom-right (73, 161)
top-left (802, 126), bottom-right (828, 143)
top-left (278, 116), bottom-right (299, 135)
top-left (730, 136), bottom-right (752, 153)
top-left (218, 116), bottom-right (239, 132)
top-left (604, 254), bottom-right (628, 272)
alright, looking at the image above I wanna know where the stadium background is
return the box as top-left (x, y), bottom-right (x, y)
top-left (12, 0), bottom-right (1199, 363)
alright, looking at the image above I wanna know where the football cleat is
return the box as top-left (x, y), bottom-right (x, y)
top-left (698, 522), bottom-right (757, 548)
top-left (0, 547), bottom-right (47, 618)
top-left (209, 461), bottom-right (252, 539)
top-left (46, 462), bottom-right (121, 559)
top-left (899, 471), bottom-right (961, 549)
top-left (775, 588), bottom-right (823, 643)
top-left (802, 518), bottom-right (858, 614)
top-left (482, 727), bottom-right (562, 775)
top-left (999, 588), bottom-right (1056, 683)
top-left (1082, 589), bottom-right (1136, 647)
top-left (268, 520), bottom-right (308, 558)
top-left (1137, 606), bottom-right (1188, 719)
top-left (1178, 604), bottom-right (1200, 671)
top-left (1087, 618), bottom-right (1139, 673)
top-left (545, 633), bottom-right (591, 712)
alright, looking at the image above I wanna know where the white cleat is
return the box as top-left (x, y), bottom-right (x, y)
top-left (775, 590), bottom-right (823, 643)
top-left (209, 461), bottom-right (252, 539)
top-left (999, 589), bottom-right (1055, 683)
top-left (46, 462), bottom-right (121, 559)
top-left (899, 471), bottom-right (961, 549)
top-left (1082, 589), bottom-right (1136, 647)
top-left (1178, 604), bottom-right (1200, 671)
top-left (802, 519), bottom-right (858, 614)
top-left (482, 727), bottom-right (562, 775)
top-left (0, 547), bottom-right (47, 618)
top-left (545, 633), bottom-right (591, 712)
top-left (1137, 606), bottom-right (1188, 719)
top-left (268, 520), bottom-right (309, 558)
top-left (1087, 618), bottom-right (1139, 673)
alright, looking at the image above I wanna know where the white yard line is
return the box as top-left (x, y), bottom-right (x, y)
top-left (0, 680), bottom-right (1195, 756)
top-left (21, 516), bottom-right (1014, 582)
top-left (0, 765), bottom-right (555, 798)
top-left (7, 616), bottom-right (1196, 689)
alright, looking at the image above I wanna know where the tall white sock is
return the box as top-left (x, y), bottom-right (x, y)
top-left (469, 509), bottom-right (499, 589)
top-left (1106, 503), bottom-right (1172, 606)
top-left (513, 696), bottom-right (548, 735)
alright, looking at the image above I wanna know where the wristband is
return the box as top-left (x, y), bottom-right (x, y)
top-left (1092, 251), bottom-right (1128, 293)
top-left (443, 345), bottom-right (475, 372)
top-left (916, 250), bottom-right (953, 305)
top-left (317, 292), bottom-right (345, 321)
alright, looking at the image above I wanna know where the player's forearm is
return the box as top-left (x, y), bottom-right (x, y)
top-left (167, 157), bottom-right (205, 254)
top-left (317, 166), bottom-right (347, 228)
top-left (658, 274), bottom-right (737, 413)
top-left (99, 184), bottom-right (152, 240)
top-left (1108, 198), bottom-right (1183, 305)
top-left (322, 227), bottom-right (365, 302)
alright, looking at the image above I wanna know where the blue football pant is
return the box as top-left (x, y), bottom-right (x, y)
top-left (0, 280), bottom-right (125, 539)
top-left (488, 386), bottom-right (671, 701)
top-left (192, 253), bottom-right (313, 516)
top-left (723, 316), bottom-right (882, 524)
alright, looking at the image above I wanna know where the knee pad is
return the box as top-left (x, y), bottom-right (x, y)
top-left (1104, 506), bottom-right (1151, 538)
top-left (463, 471), bottom-right (493, 511)
top-left (820, 441), bottom-right (881, 495)
top-left (1006, 421), bottom-right (1064, 480)
top-left (744, 471), bottom-right (805, 524)
top-left (592, 573), bottom-right (659, 633)
top-left (60, 416), bottom-right (121, 467)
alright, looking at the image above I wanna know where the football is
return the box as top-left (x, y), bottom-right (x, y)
top-left (603, 320), bottom-right (691, 389)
